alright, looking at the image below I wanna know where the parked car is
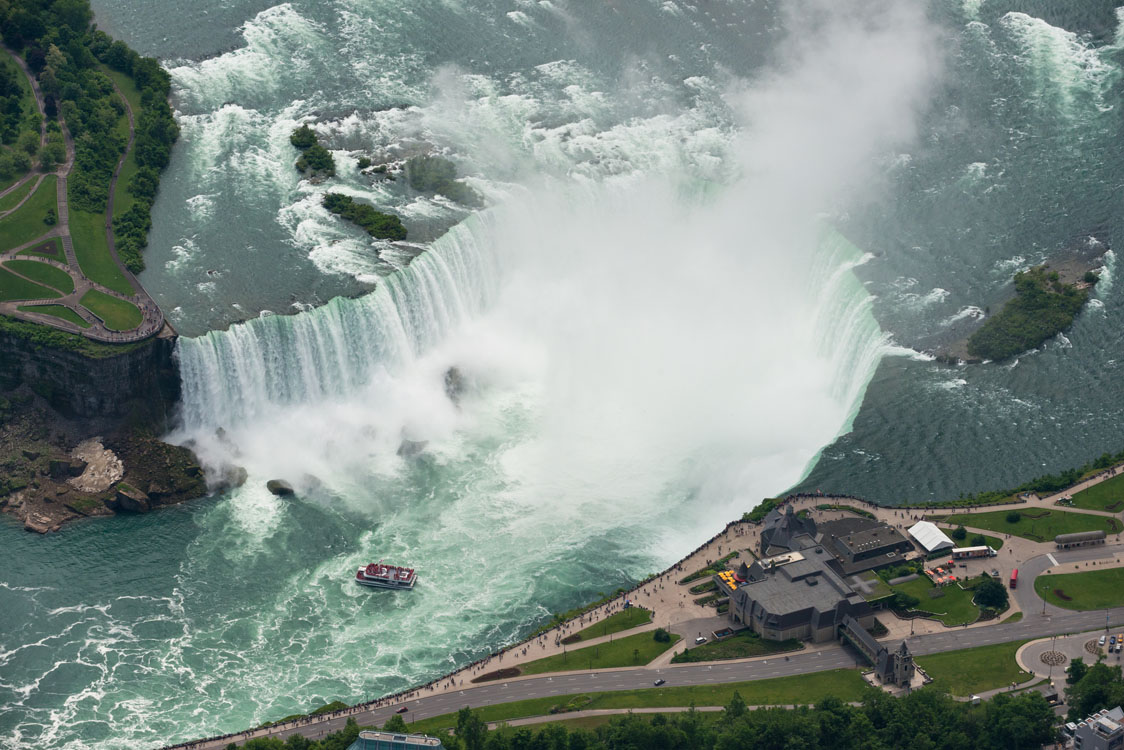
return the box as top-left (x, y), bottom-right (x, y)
top-left (1099, 635), bottom-right (1107, 647)
top-left (695, 636), bottom-right (707, 645)
top-left (653, 678), bottom-right (666, 686)
top-left (1112, 636), bottom-right (1118, 646)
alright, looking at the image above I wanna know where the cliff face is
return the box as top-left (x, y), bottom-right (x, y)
top-left (0, 332), bottom-right (181, 429)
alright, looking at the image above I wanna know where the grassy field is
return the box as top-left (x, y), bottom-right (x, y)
top-left (671, 630), bottom-right (801, 663)
top-left (566, 609), bottom-right (653, 644)
top-left (1069, 473), bottom-right (1124, 513)
top-left (939, 508), bottom-right (1121, 543)
top-left (4, 259), bottom-right (74, 294)
top-left (79, 289), bottom-right (141, 330)
top-left (405, 669), bottom-right (868, 735)
top-left (519, 631), bottom-right (678, 675)
top-left (104, 68), bottom-right (141, 220)
top-left (0, 266), bottom-right (60, 302)
top-left (1034, 567), bottom-right (1124, 610)
top-left (0, 177), bottom-right (37, 213)
top-left (890, 576), bottom-right (979, 626)
top-left (17, 304), bottom-right (90, 328)
top-left (69, 208), bottom-right (133, 295)
top-left (916, 639), bottom-right (1033, 696)
top-left (0, 176), bottom-right (57, 251)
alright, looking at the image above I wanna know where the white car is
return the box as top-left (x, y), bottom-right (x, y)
top-left (1099, 635), bottom-right (1107, 647)
top-left (694, 636), bottom-right (707, 645)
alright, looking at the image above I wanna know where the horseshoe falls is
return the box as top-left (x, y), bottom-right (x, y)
top-left (19, 0), bottom-right (1124, 748)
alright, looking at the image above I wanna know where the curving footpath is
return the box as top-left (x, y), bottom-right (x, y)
top-left (0, 44), bottom-right (166, 343)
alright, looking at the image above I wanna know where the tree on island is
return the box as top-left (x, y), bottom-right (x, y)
top-left (290, 124), bottom-right (317, 149)
top-left (323, 192), bottom-right (406, 241)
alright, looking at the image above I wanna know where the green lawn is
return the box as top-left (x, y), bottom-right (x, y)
top-left (1069, 473), bottom-right (1124, 513)
top-left (405, 669), bottom-right (868, 735)
top-left (1034, 567), bottom-right (1124, 610)
top-left (4, 259), bottom-right (74, 294)
top-left (104, 68), bottom-right (141, 220)
top-left (519, 631), bottom-right (679, 675)
top-left (671, 630), bottom-right (801, 663)
top-left (69, 208), bottom-right (133, 295)
top-left (0, 266), bottom-right (60, 302)
top-left (940, 508), bottom-right (1121, 543)
top-left (79, 289), bottom-right (141, 330)
top-left (0, 175), bottom-right (56, 251)
top-left (916, 639), bottom-right (1033, 696)
top-left (565, 609), bottom-right (653, 644)
top-left (855, 571), bottom-right (893, 602)
top-left (0, 177), bottom-right (36, 213)
top-left (890, 576), bottom-right (980, 626)
top-left (17, 304), bottom-right (90, 328)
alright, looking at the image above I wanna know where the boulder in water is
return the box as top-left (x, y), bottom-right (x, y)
top-left (444, 366), bottom-right (465, 404)
top-left (397, 439), bottom-right (427, 458)
top-left (266, 479), bottom-right (295, 496)
top-left (214, 465), bottom-right (248, 492)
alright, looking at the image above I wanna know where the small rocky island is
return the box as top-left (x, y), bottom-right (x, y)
top-left (936, 237), bottom-right (1107, 363)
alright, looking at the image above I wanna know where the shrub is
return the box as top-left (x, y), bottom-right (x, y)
top-left (653, 628), bottom-right (671, 643)
top-left (289, 124), bottom-right (317, 150)
top-left (951, 525), bottom-right (967, 541)
top-left (1084, 270), bottom-right (1099, 284)
top-left (296, 142), bottom-right (334, 176)
top-left (357, 156), bottom-right (371, 169)
top-left (1006, 511), bottom-right (1021, 524)
top-left (970, 534), bottom-right (986, 547)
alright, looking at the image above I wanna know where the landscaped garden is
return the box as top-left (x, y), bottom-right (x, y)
top-left (0, 265), bottom-right (60, 302)
top-left (1033, 567), bottom-right (1124, 611)
top-left (562, 608), bottom-right (652, 644)
top-left (17, 304), bottom-right (90, 328)
top-left (888, 575), bottom-right (981, 627)
top-left (916, 639), bottom-right (1033, 695)
top-left (4, 259), bottom-right (74, 294)
top-left (670, 630), bottom-right (801, 663)
top-left (937, 508), bottom-right (1120, 543)
top-left (518, 631), bottom-right (679, 675)
top-left (0, 176), bottom-right (57, 251)
top-left (1067, 472), bottom-right (1124, 513)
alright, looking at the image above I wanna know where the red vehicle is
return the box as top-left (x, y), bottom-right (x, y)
top-left (1009, 569), bottom-right (1018, 589)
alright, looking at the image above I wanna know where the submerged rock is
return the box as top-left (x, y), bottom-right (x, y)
top-left (213, 465), bottom-right (249, 492)
top-left (444, 366), bottom-right (465, 404)
top-left (397, 439), bottom-right (428, 458)
top-left (266, 479), bottom-right (295, 496)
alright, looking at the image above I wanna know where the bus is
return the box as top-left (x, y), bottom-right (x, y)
top-left (1009, 569), bottom-right (1018, 589)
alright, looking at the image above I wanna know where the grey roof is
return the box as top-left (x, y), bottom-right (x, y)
top-left (1056, 530), bottom-right (1107, 543)
top-left (760, 505), bottom-right (818, 553)
top-left (737, 547), bottom-right (869, 628)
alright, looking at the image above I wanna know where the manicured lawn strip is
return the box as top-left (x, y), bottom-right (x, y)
top-left (16, 237), bottom-right (63, 259)
top-left (938, 508), bottom-right (1121, 543)
top-left (566, 609), bottom-right (653, 643)
top-left (1070, 473), bottom-right (1124, 513)
top-left (0, 266), bottom-right (61, 301)
top-left (3, 259), bottom-right (74, 294)
top-left (17, 304), bottom-right (90, 328)
top-left (671, 630), bottom-right (801, 663)
top-left (520, 631), bottom-right (679, 675)
top-left (79, 289), bottom-right (141, 330)
top-left (69, 208), bottom-right (133, 295)
top-left (889, 576), bottom-right (979, 626)
top-left (0, 175), bottom-right (57, 251)
top-left (406, 669), bottom-right (867, 734)
top-left (0, 177), bottom-right (36, 213)
top-left (1033, 567), bottom-right (1124, 611)
top-left (916, 639), bottom-right (1033, 696)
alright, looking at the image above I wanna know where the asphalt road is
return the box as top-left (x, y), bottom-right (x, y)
top-left (189, 545), bottom-right (1124, 749)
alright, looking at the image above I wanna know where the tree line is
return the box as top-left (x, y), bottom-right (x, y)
top-left (1, 0), bottom-right (178, 273)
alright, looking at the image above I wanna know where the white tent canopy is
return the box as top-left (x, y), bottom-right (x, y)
top-left (908, 521), bottom-right (955, 553)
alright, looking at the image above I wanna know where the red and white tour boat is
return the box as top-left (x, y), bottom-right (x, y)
top-left (355, 562), bottom-right (417, 590)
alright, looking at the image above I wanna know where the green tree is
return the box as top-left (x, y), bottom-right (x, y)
top-left (1067, 658), bottom-right (1088, 686)
top-left (456, 706), bottom-right (487, 750)
top-left (974, 576), bottom-right (1008, 609)
top-left (382, 714), bottom-right (408, 733)
top-left (1006, 511), bottom-right (1020, 524)
top-left (951, 525), bottom-right (967, 541)
top-left (290, 124), bottom-right (317, 150)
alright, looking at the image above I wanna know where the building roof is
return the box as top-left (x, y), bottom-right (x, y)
top-left (1056, 530), bottom-right (1107, 544)
top-left (736, 546), bottom-right (868, 628)
top-left (760, 505), bottom-right (818, 554)
top-left (355, 731), bottom-right (443, 748)
top-left (908, 521), bottom-right (955, 552)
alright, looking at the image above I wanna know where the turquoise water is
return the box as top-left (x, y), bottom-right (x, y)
top-left (3, 2), bottom-right (1123, 748)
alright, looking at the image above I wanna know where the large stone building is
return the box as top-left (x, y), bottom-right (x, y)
top-left (721, 547), bottom-right (876, 643)
top-left (1072, 706), bottom-right (1124, 750)
top-left (760, 505), bottom-right (914, 576)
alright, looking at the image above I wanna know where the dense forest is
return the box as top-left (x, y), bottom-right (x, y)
top-left (1, 0), bottom-right (178, 272)
top-left (967, 266), bottom-right (1089, 361)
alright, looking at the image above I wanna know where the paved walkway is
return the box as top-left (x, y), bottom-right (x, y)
top-left (0, 45), bottom-right (166, 343)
